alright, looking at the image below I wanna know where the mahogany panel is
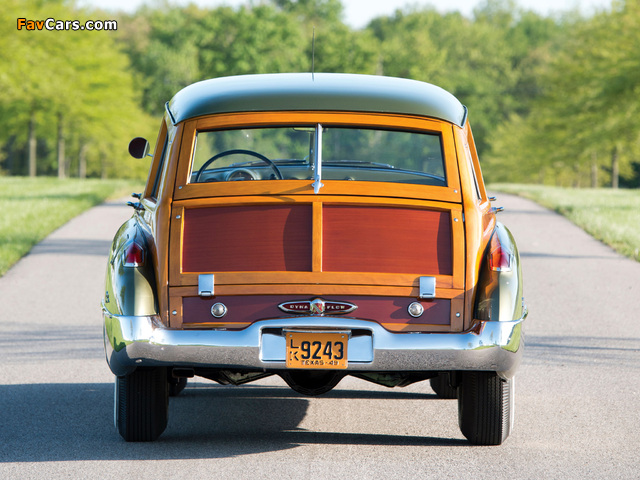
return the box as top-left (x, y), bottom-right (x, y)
top-left (182, 294), bottom-right (450, 328)
top-left (182, 205), bottom-right (312, 272)
top-left (323, 205), bottom-right (452, 275)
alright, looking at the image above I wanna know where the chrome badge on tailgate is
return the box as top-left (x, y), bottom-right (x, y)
top-left (278, 298), bottom-right (357, 315)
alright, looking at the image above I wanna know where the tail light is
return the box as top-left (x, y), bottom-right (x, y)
top-left (488, 233), bottom-right (512, 272)
top-left (123, 241), bottom-right (145, 267)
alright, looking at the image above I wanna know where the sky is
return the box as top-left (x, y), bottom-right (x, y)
top-left (78, 0), bottom-right (613, 28)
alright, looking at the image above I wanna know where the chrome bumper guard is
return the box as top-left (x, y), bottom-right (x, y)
top-left (103, 307), bottom-right (526, 379)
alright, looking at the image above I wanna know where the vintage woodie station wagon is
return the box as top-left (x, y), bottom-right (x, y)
top-left (102, 73), bottom-right (527, 445)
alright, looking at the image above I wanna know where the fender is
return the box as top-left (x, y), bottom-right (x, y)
top-left (474, 222), bottom-right (525, 323)
top-left (103, 216), bottom-right (158, 317)
top-left (103, 215), bottom-right (159, 375)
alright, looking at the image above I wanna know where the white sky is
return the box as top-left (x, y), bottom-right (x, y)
top-left (78, 0), bottom-right (613, 28)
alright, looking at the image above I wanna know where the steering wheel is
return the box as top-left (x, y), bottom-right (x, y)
top-left (194, 149), bottom-right (283, 182)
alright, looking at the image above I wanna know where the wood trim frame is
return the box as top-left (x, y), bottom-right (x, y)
top-left (140, 119), bottom-right (184, 327)
top-left (160, 111), bottom-right (475, 331)
top-left (171, 112), bottom-right (462, 204)
top-left (169, 288), bottom-right (465, 332)
top-left (169, 196), bottom-right (464, 287)
top-left (167, 195), bottom-right (466, 330)
top-left (453, 122), bottom-right (496, 331)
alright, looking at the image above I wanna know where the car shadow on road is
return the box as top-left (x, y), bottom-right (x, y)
top-left (525, 335), bottom-right (640, 367)
top-left (0, 382), bottom-right (465, 463)
top-left (28, 238), bottom-right (114, 256)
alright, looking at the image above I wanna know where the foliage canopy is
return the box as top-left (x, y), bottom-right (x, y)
top-left (1, 0), bottom-right (637, 187)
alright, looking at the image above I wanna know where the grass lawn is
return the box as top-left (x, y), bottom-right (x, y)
top-left (0, 177), bottom-right (142, 276)
top-left (490, 183), bottom-right (640, 262)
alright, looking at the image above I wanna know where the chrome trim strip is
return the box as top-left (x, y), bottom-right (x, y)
top-left (278, 298), bottom-right (358, 315)
top-left (312, 123), bottom-right (324, 194)
top-left (164, 101), bottom-right (177, 125)
top-left (460, 104), bottom-right (468, 127)
top-left (103, 305), bottom-right (525, 379)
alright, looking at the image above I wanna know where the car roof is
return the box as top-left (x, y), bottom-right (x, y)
top-left (166, 73), bottom-right (467, 127)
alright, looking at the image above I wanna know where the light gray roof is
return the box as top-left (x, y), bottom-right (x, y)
top-left (167, 73), bottom-right (467, 127)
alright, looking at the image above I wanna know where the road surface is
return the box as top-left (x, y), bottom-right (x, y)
top-left (0, 193), bottom-right (638, 479)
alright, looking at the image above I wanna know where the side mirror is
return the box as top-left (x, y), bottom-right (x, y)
top-left (128, 137), bottom-right (150, 159)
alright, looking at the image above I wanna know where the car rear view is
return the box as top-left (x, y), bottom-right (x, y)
top-left (103, 73), bottom-right (526, 445)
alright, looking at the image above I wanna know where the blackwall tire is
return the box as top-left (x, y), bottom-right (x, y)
top-left (114, 367), bottom-right (169, 442)
top-left (429, 373), bottom-right (457, 399)
top-left (457, 372), bottom-right (514, 446)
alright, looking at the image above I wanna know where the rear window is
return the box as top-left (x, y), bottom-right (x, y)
top-left (189, 125), bottom-right (446, 186)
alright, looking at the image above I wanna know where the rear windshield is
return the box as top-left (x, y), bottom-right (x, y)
top-left (190, 125), bottom-right (446, 186)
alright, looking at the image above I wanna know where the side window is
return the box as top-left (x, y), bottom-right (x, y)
top-left (151, 134), bottom-right (169, 200)
top-left (144, 121), bottom-right (169, 201)
top-left (463, 140), bottom-right (482, 200)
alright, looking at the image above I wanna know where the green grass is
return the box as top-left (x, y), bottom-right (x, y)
top-left (0, 177), bottom-right (143, 276)
top-left (490, 183), bottom-right (640, 262)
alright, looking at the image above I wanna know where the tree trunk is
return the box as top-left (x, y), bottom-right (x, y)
top-left (101, 155), bottom-right (107, 179)
top-left (28, 112), bottom-right (36, 177)
top-left (611, 146), bottom-right (619, 189)
top-left (591, 152), bottom-right (598, 188)
top-left (375, 54), bottom-right (384, 76)
top-left (57, 112), bottom-right (66, 179)
top-left (573, 163), bottom-right (581, 188)
top-left (6, 136), bottom-right (15, 174)
top-left (78, 143), bottom-right (88, 179)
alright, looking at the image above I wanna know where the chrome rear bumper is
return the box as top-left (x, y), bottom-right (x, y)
top-left (103, 306), bottom-right (526, 379)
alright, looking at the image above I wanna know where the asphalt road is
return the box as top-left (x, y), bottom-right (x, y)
top-left (1, 193), bottom-right (639, 479)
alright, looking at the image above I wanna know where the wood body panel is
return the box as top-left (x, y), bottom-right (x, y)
top-left (454, 122), bottom-right (496, 330)
top-left (176, 201), bottom-right (459, 280)
top-left (182, 204), bottom-right (312, 273)
top-left (182, 295), bottom-right (451, 327)
top-left (156, 111), bottom-right (482, 332)
top-left (168, 194), bottom-right (466, 332)
top-left (323, 205), bottom-right (452, 275)
top-left (170, 284), bottom-right (462, 298)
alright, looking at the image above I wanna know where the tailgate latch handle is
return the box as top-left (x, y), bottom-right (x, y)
top-left (419, 276), bottom-right (436, 299)
top-left (198, 274), bottom-right (215, 297)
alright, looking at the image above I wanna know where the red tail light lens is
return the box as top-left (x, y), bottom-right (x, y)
top-left (488, 234), bottom-right (512, 272)
top-left (123, 242), bottom-right (145, 267)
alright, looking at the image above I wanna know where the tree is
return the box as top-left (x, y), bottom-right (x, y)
top-left (368, 7), bottom-right (519, 156)
top-left (486, 1), bottom-right (640, 187)
top-left (0, 0), bottom-right (154, 179)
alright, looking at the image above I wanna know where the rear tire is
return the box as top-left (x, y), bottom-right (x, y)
top-left (457, 372), bottom-right (514, 445)
top-left (114, 367), bottom-right (169, 442)
top-left (429, 373), bottom-right (457, 399)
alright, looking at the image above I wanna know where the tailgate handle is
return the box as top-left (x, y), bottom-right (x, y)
top-left (419, 276), bottom-right (436, 299)
top-left (198, 274), bottom-right (215, 297)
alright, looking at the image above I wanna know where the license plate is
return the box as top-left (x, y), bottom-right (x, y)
top-left (285, 330), bottom-right (349, 369)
